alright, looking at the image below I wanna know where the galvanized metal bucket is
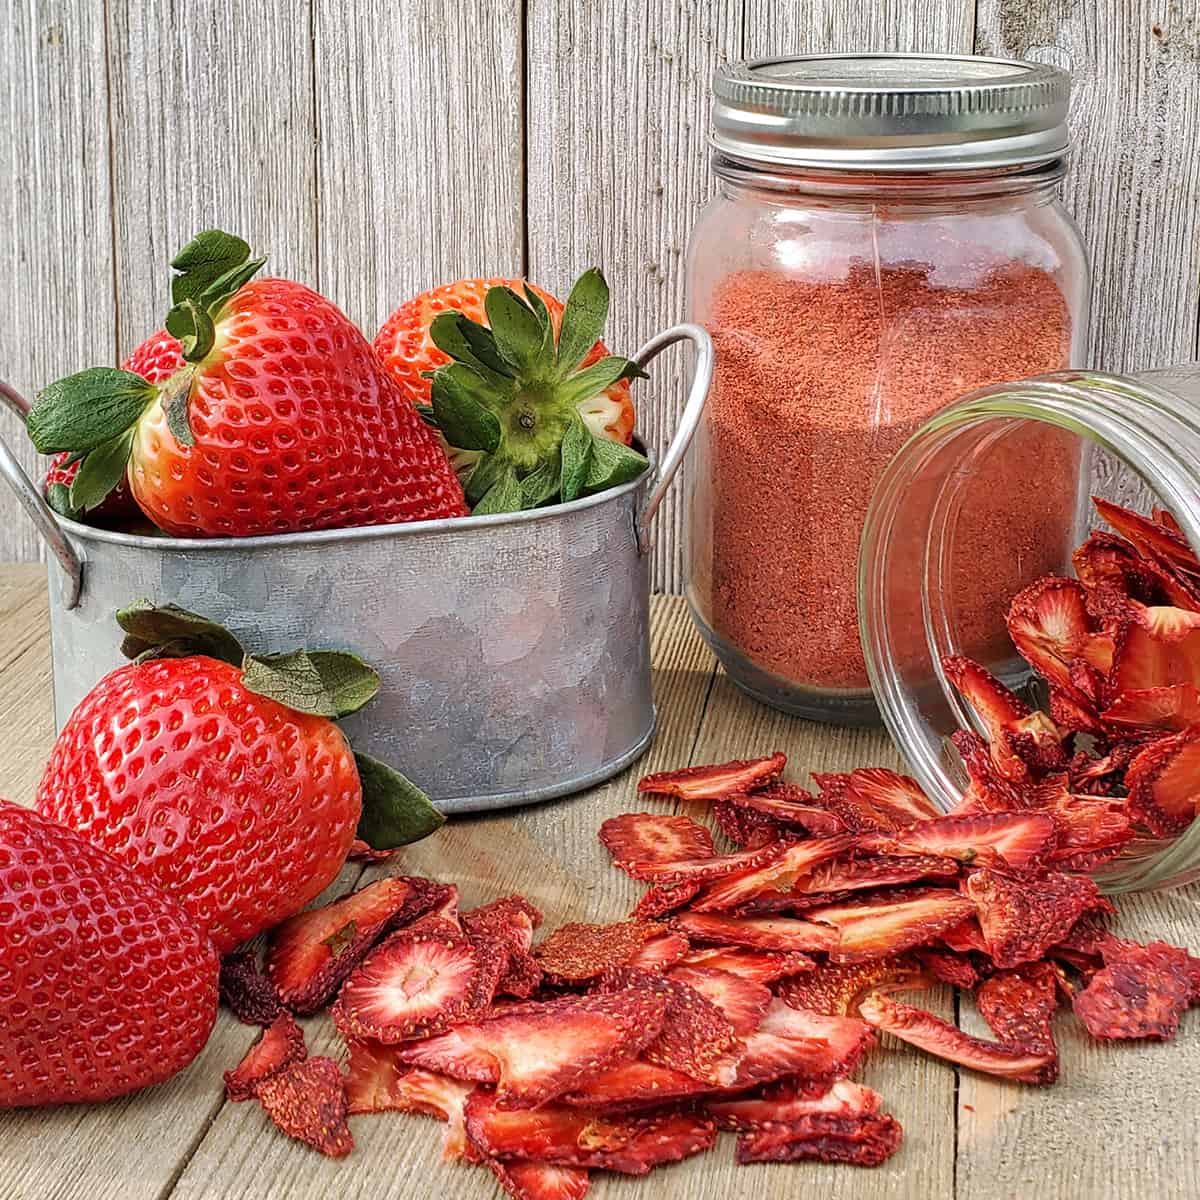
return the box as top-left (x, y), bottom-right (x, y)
top-left (0, 324), bottom-right (712, 814)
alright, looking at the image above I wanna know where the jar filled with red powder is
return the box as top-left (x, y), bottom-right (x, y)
top-left (687, 54), bottom-right (1090, 724)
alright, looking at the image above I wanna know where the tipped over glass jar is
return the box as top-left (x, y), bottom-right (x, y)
top-left (686, 53), bottom-right (1090, 725)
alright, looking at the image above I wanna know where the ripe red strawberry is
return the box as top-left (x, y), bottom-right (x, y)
top-left (42, 329), bottom-right (185, 524)
top-left (0, 800), bottom-right (218, 1106)
top-left (374, 275), bottom-right (636, 448)
top-left (375, 272), bottom-right (647, 515)
top-left (36, 603), bottom-right (444, 953)
top-left (27, 230), bottom-right (466, 536)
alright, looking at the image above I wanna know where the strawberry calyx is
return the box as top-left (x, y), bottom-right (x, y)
top-left (423, 269), bottom-right (649, 514)
top-left (114, 600), bottom-right (444, 850)
top-left (25, 229), bottom-right (265, 512)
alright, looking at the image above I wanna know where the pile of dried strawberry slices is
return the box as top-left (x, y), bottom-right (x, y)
top-left (218, 497), bottom-right (1200, 1198)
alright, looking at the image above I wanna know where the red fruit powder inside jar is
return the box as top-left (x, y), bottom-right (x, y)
top-left (691, 261), bottom-right (1077, 695)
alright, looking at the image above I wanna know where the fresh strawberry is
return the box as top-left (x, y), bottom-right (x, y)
top-left (638, 753), bottom-right (787, 801)
top-left (463, 1090), bottom-right (716, 1175)
top-left (377, 271), bottom-right (646, 514)
top-left (397, 988), bottom-right (669, 1106)
top-left (486, 1160), bottom-right (590, 1200)
top-left (534, 921), bottom-right (667, 985)
top-left (255, 1056), bottom-right (354, 1156)
top-left (802, 889), bottom-right (975, 963)
top-left (0, 800), bottom-right (218, 1107)
top-left (671, 911), bottom-right (839, 953)
top-left (224, 1012), bottom-right (307, 1101)
top-left (266, 876), bottom-right (445, 1013)
top-left (599, 812), bottom-right (714, 872)
top-left (27, 230), bottom-right (466, 535)
top-left (37, 603), bottom-right (443, 952)
top-left (374, 275), bottom-right (636, 459)
top-left (858, 992), bottom-right (1054, 1082)
top-left (41, 329), bottom-right (185, 525)
top-left (734, 1112), bottom-right (903, 1167)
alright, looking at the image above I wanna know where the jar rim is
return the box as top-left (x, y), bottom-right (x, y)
top-left (858, 367), bottom-right (1200, 892)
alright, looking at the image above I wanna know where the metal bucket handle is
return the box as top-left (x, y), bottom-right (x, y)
top-left (630, 322), bottom-right (713, 556)
top-left (0, 381), bottom-right (84, 609)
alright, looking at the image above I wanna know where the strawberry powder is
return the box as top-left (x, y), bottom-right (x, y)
top-left (690, 261), bottom-right (1077, 697)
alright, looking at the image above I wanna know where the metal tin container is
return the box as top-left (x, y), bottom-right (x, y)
top-left (0, 325), bottom-right (712, 814)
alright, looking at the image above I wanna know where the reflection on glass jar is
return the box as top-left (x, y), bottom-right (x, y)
top-left (686, 54), bottom-right (1090, 724)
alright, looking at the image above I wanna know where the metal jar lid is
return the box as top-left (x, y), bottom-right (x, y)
top-left (712, 53), bottom-right (1070, 172)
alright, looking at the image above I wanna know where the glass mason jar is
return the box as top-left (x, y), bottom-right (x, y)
top-left (686, 54), bottom-right (1090, 724)
top-left (861, 364), bottom-right (1200, 892)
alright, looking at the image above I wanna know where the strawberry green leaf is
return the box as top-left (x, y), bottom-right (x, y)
top-left (161, 373), bottom-right (196, 448)
top-left (430, 366), bottom-right (503, 452)
top-left (166, 297), bottom-right (217, 362)
top-left (170, 229), bottom-right (252, 305)
top-left (584, 433), bottom-right (649, 493)
top-left (27, 368), bottom-right (156, 454)
top-left (198, 256), bottom-right (267, 312)
top-left (484, 286), bottom-right (546, 375)
top-left (353, 751), bottom-right (445, 849)
top-left (520, 456), bottom-right (562, 509)
top-left (558, 356), bottom-right (646, 409)
top-left (68, 429), bottom-right (135, 512)
top-left (45, 482), bottom-right (78, 520)
top-left (428, 312), bottom-right (512, 380)
top-left (465, 453), bottom-right (506, 506)
top-left (559, 411), bottom-right (592, 503)
top-left (242, 649), bottom-right (381, 718)
top-left (473, 466), bottom-right (523, 516)
top-left (556, 267), bottom-right (609, 376)
top-left (116, 601), bottom-right (246, 666)
top-left (414, 402), bottom-right (437, 427)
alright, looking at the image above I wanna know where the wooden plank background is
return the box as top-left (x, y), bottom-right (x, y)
top-left (1, 0), bottom-right (1198, 588)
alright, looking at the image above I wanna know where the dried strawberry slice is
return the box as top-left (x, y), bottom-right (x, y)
top-left (1109, 605), bottom-right (1200, 695)
top-left (219, 949), bottom-right (282, 1026)
top-left (397, 988), bottom-right (669, 1106)
top-left (776, 956), bottom-right (924, 1016)
top-left (914, 947), bottom-right (980, 990)
top-left (941, 917), bottom-right (989, 954)
top-left (950, 730), bottom-right (1037, 813)
top-left (677, 946), bottom-right (816, 985)
top-left (965, 868), bottom-right (1100, 969)
top-left (255, 1056), bottom-right (354, 1156)
top-left (224, 1011), bottom-right (307, 1102)
top-left (859, 992), bottom-right (1053, 1083)
top-left (631, 882), bottom-right (701, 920)
top-left (671, 911), bottom-right (840, 952)
top-left (942, 656), bottom-right (1039, 780)
top-left (735, 1112), bottom-right (904, 1167)
top-left (596, 966), bottom-right (738, 1083)
top-left (463, 896), bottom-right (544, 1000)
top-left (858, 812), bottom-right (1055, 870)
top-left (638, 753), bottom-right (786, 800)
top-left (599, 812), bottom-right (714, 872)
top-left (1125, 726), bottom-right (1200, 836)
top-left (708, 1078), bottom-right (883, 1130)
top-left (814, 769), bottom-right (939, 833)
top-left (1073, 940), bottom-right (1194, 1040)
top-left (1093, 497), bottom-right (1200, 579)
top-left (622, 840), bottom-right (790, 884)
top-left (690, 835), bottom-right (855, 912)
top-left (332, 927), bottom-right (480, 1043)
top-left (1072, 529), bottom-right (1190, 617)
top-left (1103, 684), bottom-right (1200, 733)
top-left (562, 1059), bottom-right (707, 1108)
top-left (725, 784), bottom-right (847, 836)
top-left (347, 839), bottom-right (399, 863)
top-left (534, 921), bottom-right (665, 984)
top-left (794, 853), bottom-right (960, 895)
top-left (666, 965), bottom-right (772, 1035)
top-left (711, 800), bottom-right (784, 848)
top-left (464, 1089), bottom-right (716, 1175)
top-left (625, 931), bottom-right (691, 971)
top-left (1007, 576), bottom-right (1101, 692)
top-left (266, 876), bottom-right (443, 1014)
top-left (486, 1160), bottom-right (590, 1200)
top-left (802, 889), bottom-right (974, 963)
top-left (975, 963), bottom-right (1059, 1083)
top-left (730, 1001), bottom-right (875, 1090)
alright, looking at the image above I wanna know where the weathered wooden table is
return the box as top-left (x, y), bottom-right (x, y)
top-left (1, 565), bottom-right (1197, 1200)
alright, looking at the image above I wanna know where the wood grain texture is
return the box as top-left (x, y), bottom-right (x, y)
top-left (0, 0), bottom-right (114, 564)
top-left (105, 0), bottom-right (319, 357)
top-left (742, 0), bottom-right (975, 54)
top-left (976, 0), bottom-right (1200, 372)
top-left (525, 0), bottom-right (742, 595)
top-left (313, 0), bottom-right (524, 334)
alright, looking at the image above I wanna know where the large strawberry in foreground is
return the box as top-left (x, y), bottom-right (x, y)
top-left (37, 603), bottom-right (444, 953)
top-left (0, 801), bottom-right (218, 1107)
top-left (42, 328), bottom-right (185, 525)
top-left (378, 271), bottom-right (649, 514)
top-left (27, 230), bottom-right (467, 536)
